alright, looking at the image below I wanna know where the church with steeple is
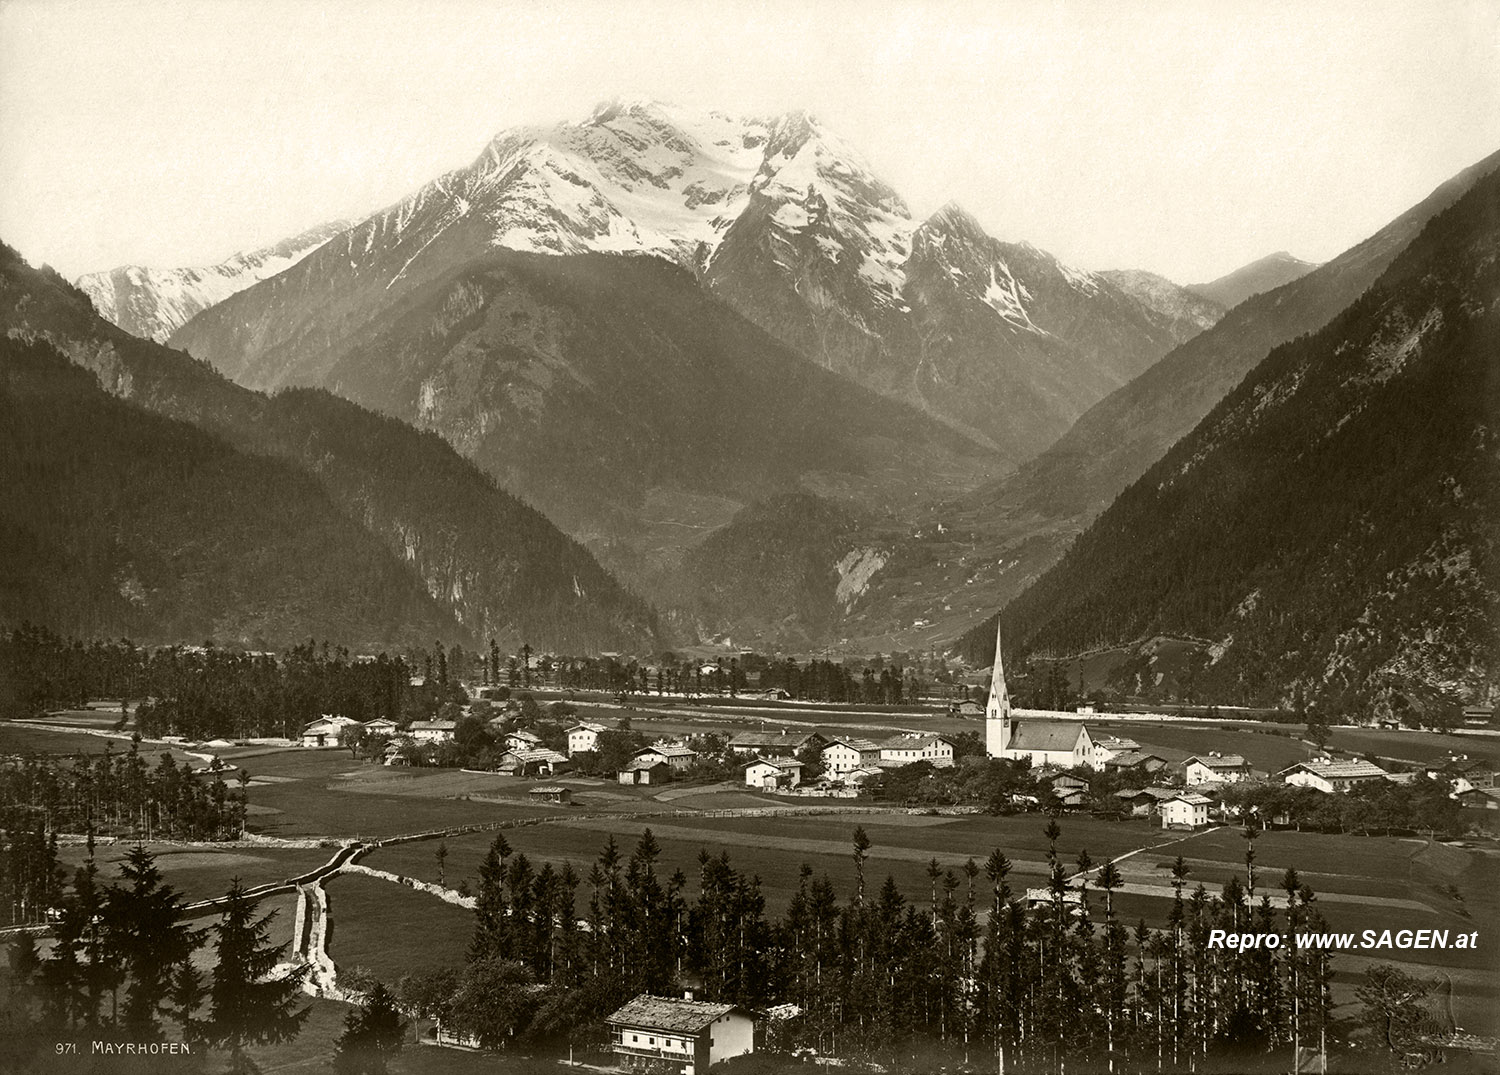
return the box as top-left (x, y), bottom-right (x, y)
top-left (984, 617), bottom-right (1097, 770)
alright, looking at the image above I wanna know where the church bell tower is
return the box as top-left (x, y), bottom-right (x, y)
top-left (984, 616), bottom-right (1011, 757)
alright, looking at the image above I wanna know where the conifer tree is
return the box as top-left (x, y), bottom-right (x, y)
top-left (204, 880), bottom-right (308, 1073)
top-left (332, 982), bottom-right (406, 1075)
top-left (104, 845), bottom-right (202, 1034)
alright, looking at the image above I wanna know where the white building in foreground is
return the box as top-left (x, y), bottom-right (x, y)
top-left (607, 995), bottom-right (754, 1075)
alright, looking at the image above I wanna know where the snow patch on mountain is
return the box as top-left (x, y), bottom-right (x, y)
top-left (76, 220), bottom-right (350, 342)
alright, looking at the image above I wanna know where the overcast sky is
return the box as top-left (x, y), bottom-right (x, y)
top-left (2, 0), bottom-right (1496, 283)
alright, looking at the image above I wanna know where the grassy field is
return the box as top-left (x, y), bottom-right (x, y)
top-left (324, 872), bottom-right (472, 983)
top-left (230, 749), bottom-right (557, 839)
top-left (1324, 726), bottom-right (1497, 765)
top-left (54, 841), bottom-right (337, 903)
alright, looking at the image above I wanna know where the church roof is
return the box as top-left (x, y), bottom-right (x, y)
top-left (1008, 721), bottom-right (1088, 752)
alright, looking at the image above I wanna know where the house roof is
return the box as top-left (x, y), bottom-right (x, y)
top-left (1096, 736), bottom-right (1140, 751)
top-left (1105, 751), bottom-right (1165, 768)
top-left (1283, 759), bottom-right (1387, 780)
top-left (508, 730), bottom-right (542, 743)
top-left (1007, 722), bottom-right (1088, 752)
top-left (502, 747), bottom-right (567, 764)
top-left (607, 995), bottom-right (742, 1034)
top-left (1185, 754), bottom-right (1248, 769)
top-left (529, 785), bottom-right (568, 794)
top-left (879, 734), bottom-right (953, 751)
top-left (624, 756), bottom-right (672, 772)
top-left (1165, 793), bottom-right (1213, 806)
top-left (650, 744), bottom-right (698, 758)
top-left (567, 722), bottom-right (607, 734)
top-left (826, 737), bottom-right (881, 752)
top-left (410, 720), bottom-right (457, 731)
top-left (747, 757), bottom-right (804, 771)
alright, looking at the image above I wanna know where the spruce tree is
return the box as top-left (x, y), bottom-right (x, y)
top-left (204, 880), bottom-right (308, 1073)
top-left (332, 982), bottom-right (405, 1075)
top-left (104, 845), bottom-right (203, 1034)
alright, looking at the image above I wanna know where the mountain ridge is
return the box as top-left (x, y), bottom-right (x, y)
top-left (2, 241), bottom-right (661, 652)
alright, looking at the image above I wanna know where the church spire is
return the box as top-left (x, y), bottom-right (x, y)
top-left (985, 616), bottom-right (1010, 757)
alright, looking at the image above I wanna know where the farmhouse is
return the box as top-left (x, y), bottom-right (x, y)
top-left (726, 730), bottom-right (824, 757)
top-left (300, 715), bottom-right (359, 748)
top-left (528, 785), bottom-right (572, 805)
top-left (497, 747), bottom-right (568, 777)
top-left (566, 722), bottom-right (607, 756)
top-left (1161, 793), bottom-right (1213, 829)
top-left (1116, 787), bottom-right (1178, 816)
top-left (950, 700), bottom-right (984, 718)
top-left (1104, 750), bottom-right (1169, 774)
top-left (618, 758), bottom-right (673, 785)
top-left (409, 720), bottom-right (456, 744)
top-left (1092, 736), bottom-right (1140, 767)
top-left (877, 733), bottom-right (955, 768)
top-left (1426, 755), bottom-right (1495, 794)
top-left (1455, 788), bottom-right (1500, 810)
top-left (745, 757), bottom-right (803, 789)
top-left (822, 737), bottom-right (882, 774)
top-left (606, 994), bottom-right (754, 1075)
top-left (1183, 753), bottom-right (1252, 785)
top-left (504, 729), bottom-right (543, 753)
top-left (634, 743), bottom-right (698, 773)
top-left (361, 717), bottom-right (399, 737)
top-left (1280, 759), bottom-right (1388, 793)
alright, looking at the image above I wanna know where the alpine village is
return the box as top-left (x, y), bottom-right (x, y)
top-left (2, 51), bottom-right (1498, 1075)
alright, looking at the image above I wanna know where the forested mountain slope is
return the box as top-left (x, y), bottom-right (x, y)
top-left (879, 150), bottom-right (1500, 652)
top-left (0, 243), bottom-right (658, 651)
top-left (969, 167), bottom-right (1500, 715)
top-left (0, 336), bottom-right (454, 647)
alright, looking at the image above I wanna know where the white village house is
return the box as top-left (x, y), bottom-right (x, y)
top-left (300, 715), bottom-right (360, 748)
top-left (1092, 735), bottom-right (1140, 768)
top-left (877, 733), bottom-right (955, 768)
top-left (822, 737), bottom-right (882, 775)
top-left (504, 729), bottom-right (543, 753)
top-left (1161, 792), bottom-right (1213, 829)
top-left (634, 742), bottom-right (698, 773)
top-left (1183, 753), bottom-right (1253, 785)
top-left (744, 757), bottom-right (803, 789)
top-left (409, 720), bottom-right (456, 745)
top-left (566, 721), bottom-right (607, 756)
top-left (606, 995), bottom-right (754, 1075)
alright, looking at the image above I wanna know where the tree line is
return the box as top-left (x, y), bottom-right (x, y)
top-left (390, 823), bottom-right (1353, 1072)
top-left (2, 741), bottom-right (248, 926)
